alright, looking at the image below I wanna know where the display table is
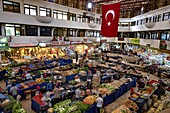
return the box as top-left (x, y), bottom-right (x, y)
top-left (0, 70), bottom-right (6, 81)
top-left (86, 79), bottom-right (137, 113)
top-left (66, 73), bottom-right (79, 83)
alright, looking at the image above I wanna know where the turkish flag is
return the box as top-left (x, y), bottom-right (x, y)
top-left (101, 2), bottom-right (121, 37)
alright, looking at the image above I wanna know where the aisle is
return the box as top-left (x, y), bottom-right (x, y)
top-left (105, 90), bottom-right (131, 113)
top-left (105, 74), bottom-right (160, 113)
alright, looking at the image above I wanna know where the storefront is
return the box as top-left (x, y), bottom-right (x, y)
top-left (0, 37), bottom-right (9, 60)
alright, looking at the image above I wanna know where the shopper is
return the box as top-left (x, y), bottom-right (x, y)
top-left (75, 52), bottom-right (78, 63)
top-left (52, 85), bottom-right (61, 105)
top-left (46, 81), bottom-right (53, 92)
top-left (18, 67), bottom-right (23, 75)
top-left (75, 87), bottom-right (81, 100)
top-left (25, 72), bottom-right (32, 80)
top-left (96, 94), bottom-right (103, 113)
top-left (10, 84), bottom-right (18, 99)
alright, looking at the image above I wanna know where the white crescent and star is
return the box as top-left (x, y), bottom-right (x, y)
top-left (105, 10), bottom-right (115, 26)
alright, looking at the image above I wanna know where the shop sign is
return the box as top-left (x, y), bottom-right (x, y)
top-left (51, 41), bottom-right (70, 45)
top-left (130, 38), bottom-right (140, 45)
top-left (70, 41), bottom-right (82, 44)
top-left (159, 40), bottom-right (167, 50)
top-left (0, 43), bottom-right (8, 49)
top-left (10, 43), bottom-right (37, 47)
top-left (0, 37), bottom-right (8, 43)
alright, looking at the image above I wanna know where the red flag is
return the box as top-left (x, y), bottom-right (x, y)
top-left (101, 2), bottom-right (121, 37)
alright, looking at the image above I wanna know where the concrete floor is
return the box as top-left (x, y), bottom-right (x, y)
top-left (0, 73), bottom-right (170, 113)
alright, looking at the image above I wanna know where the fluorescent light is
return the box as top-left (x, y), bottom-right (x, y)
top-left (87, 2), bottom-right (92, 9)
top-left (39, 42), bottom-right (46, 47)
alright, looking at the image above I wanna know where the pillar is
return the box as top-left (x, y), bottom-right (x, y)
top-left (38, 26), bottom-right (40, 36)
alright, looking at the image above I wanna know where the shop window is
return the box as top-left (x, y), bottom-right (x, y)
top-left (25, 25), bottom-right (38, 36)
top-left (163, 12), bottom-right (170, 21)
top-left (78, 15), bottom-right (83, 22)
top-left (136, 20), bottom-right (139, 25)
top-left (89, 18), bottom-right (95, 23)
top-left (146, 17), bottom-right (152, 23)
top-left (3, 0), bottom-right (20, 13)
top-left (151, 31), bottom-right (158, 39)
top-left (96, 18), bottom-right (101, 24)
top-left (161, 31), bottom-right (168, 40)
top-left (63, 12), bottom-right (67, 20)
top-left (5, 24), bottom-right (21, 36)
top-left (40, 7), bottom-right (51, 17)
top-left (53, 28), bottom-right (62, 36)
top-left (69, 29), bottom-right (76, 37)
top-left (97, 31), bottom-right (100, 37)
top-left (70, 13), bottom-right (76, 21)
top-left (157, 14), bottom-right (162, 22)
top-left (131, 21), bottom-right (136, 26)
top-left (24, 4), bottom-right (37, 16)
top-left (53, 10), bottom-right (68, 20)
top-left (40, 27), bottom-right (52, 36)
top-left (153, 15), bottom-right (157, 22)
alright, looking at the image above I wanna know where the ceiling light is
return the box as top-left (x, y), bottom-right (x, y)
top-left (87, 2), bottom-right (92, 9)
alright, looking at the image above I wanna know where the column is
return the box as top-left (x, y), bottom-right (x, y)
top-left (0, 0), bottom-right (3, 11)
top-left (20, 0), bottom-right (24, 14)
top-left (21, 25), bottom-right (26, 36)
top-left (1, 24), bottom-right (5, 36)
top-left (38, 26), bottom-right (40, 36)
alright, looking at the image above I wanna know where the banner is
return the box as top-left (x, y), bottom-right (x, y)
top-left (101, 2), bottom-right (121, 37)
top-left (130, 38), bottom-right (140, 45)
top-left (159, 40), bottom-right (167, 50)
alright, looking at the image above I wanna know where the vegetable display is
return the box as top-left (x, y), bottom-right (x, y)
top-left (53, 100), bottom-right (90, 113)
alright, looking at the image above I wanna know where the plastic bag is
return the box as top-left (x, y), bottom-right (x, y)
top-left (17, 94), bottom-right (21, 101)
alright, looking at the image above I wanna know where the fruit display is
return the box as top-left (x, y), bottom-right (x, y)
top-left (60, 69), bottom-right (78, 76)
top-left (130, 94), bottom-right (139, 99)
top-left (100, 83), bottom-right (115, 93)
top-left (152, 95), bottom-right (170, 112)
top-left (83, 95), bottom-right (97, 105)
top-left (123, 99), bottom-right (139, 111)
top-left (35, 78), bottom-right (44, 84)
top-left (99, 88), bottom-right (111, 95)
top-left (112, 105), bottom-right (132, 113)
top-left (92, 76), bottom-right (100, 89)
top-left (139, 85), bottom-right (155, 97)
top-left (69, 80), bottom-right (77, 85)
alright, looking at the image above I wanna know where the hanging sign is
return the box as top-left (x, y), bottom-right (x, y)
top-left (129, 38), bottom-right (140, 45)
top-left (50, 41), bottom-right (70, 46)
top-left (10, 43), bottom-right (37, 47)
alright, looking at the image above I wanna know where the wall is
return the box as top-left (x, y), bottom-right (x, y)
top-left (140, 39), bottom-right (160, 49)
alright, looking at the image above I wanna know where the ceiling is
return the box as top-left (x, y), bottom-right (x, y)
top-left (92, 0), bottom-right (170, 18)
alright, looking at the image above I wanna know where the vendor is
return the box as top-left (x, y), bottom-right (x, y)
top-left (18, 67), bottom-right (23, 75)
top-left (137, 78), bottom-right (145, 90)
top-left (25, 72), bottom-right (32, 80)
